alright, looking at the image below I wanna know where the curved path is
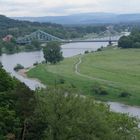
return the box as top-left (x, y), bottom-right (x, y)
top-left (74, 56), bottom-right (122, 86)
top-left (74, 56), bottom-right (140, 90)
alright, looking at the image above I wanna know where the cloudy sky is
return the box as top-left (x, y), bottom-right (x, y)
top-left (0, 0), bottom-right (140, 17)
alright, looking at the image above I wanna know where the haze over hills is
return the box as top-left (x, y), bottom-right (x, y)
top-left (12, 13), bottom-right (140, 25)
top-left (0, 15), bottom-right (107, 39)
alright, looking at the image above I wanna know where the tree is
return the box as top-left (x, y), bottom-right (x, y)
top-left (0, 67), bottom-right (36, 139)
top-left (0, 107), bottom-right (20, 139)
top-left (118, 36), bottom-right (133, 48)
top-left (0, 47), bottom-right (2, 56)
top-left (11, 83), bottom-right (35, 140)
top-left (43, 41), bottom-right (63, 64)
top-left (3, 41), bottom-right (17, 54)
top-left (0, 67), bottom-right (15, 92)
top-left (34, 88), bottom-right (140, 140)
top-left (0, 41), bottom-right (3, 55)
top-left (0, 62), bottom-right (2, 68)
top-left (118, 30), bottom-right (140, 49)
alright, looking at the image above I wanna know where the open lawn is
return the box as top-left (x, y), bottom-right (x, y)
top-left (27, 47), bottom-right (140, 105)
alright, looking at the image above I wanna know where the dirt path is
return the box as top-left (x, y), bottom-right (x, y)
top-left (74, 56), bottom-right (121, 86)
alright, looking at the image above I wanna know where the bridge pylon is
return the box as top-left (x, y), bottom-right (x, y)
top-left (16, 30), bottom-right (63, 44)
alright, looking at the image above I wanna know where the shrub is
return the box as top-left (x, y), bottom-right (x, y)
top-left (91, 83), bottom-right (108, 96)
top-left (100, 89), bottom-right (108, 95)
top-left (97, 48), bottom-right (102, 52)
top-left (58, 78), bottom-right (65, 84)
top-left (119, 92), bottom-right (131, 98)
top-left (84, 50), bottom-right (89, 54)
top-left (33, 62), bottom-right (39, 66)
top-left (14, 64), bottom-right (24, 71)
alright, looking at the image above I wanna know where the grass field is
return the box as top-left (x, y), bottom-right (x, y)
top-left (27, 47), bottom-right (140, 105)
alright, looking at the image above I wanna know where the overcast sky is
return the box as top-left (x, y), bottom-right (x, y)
top-left (0, 0), bottom-right (140, 17)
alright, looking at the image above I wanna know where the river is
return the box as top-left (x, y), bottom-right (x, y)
top-left (0, 42), bottom-right (108, 90)
top-left (0, 41), bottom-right (140, 118)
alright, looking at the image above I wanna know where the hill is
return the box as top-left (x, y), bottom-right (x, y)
top-left (0, 15), bottom-right (68, 39)
top-left (13, 13), bottom-right (140, 25)
top-left (0, 15), bottom-right (107, 39)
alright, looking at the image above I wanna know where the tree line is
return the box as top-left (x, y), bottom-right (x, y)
top-left (0, 38), bottom-right (42, 55)
top-left (0, 15), bottom-right (107, 40)
top-left (0, 63), bottom-right (140, 140)
top-left (118, 28), bottom-right (140, 48)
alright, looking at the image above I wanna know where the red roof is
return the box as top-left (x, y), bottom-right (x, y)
top-left (3, 35), bottom-right (13, 42)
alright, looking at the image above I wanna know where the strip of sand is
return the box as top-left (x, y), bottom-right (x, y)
top-left (17, 66), bottom-right (46, 88)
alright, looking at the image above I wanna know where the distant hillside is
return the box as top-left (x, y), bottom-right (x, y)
top-left (12, 13), bottom-right (140, 25)
top-left (0, 15), bottom-right (107, 39)
top-left (0, 15), bottom-right (66, 38)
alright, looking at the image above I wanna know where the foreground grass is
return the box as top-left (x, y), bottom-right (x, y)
top-left (28, 47), bottom-right (140, 105)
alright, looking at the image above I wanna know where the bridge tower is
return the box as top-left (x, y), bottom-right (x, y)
top-left (109, 36), bottom-right (112, 45)
top-left (16, 30), bottom-right (63, 44)
top-left (107, 26), bottom-right (113, 45)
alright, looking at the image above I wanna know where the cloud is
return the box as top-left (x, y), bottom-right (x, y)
top-left (0, 0), bottom-right (140, 17)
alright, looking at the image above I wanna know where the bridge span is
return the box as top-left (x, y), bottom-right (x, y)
top-left (63, 39), bottom-right (118, 43)
top-left (16, 30), bottom-right (120, 45)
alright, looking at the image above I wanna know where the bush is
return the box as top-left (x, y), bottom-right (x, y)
top-left (33, 62), bottom-right (39, 66)
top-left (119, 92), bottom-right (131, 98)
top-left (14, 64), bottom-right (24, 71)
top-left (84, 50), bottom-right (89, 54)
top-left (97, 48), bottom-right (102, 52)
top-left (58, 78), bottom-right (65, 84)
top-left (118, 36), bottom-right (133, 48)
top-left (91, 83), bottom-right (108, 96)
top-left (100, 89), bottom-right (108, 95)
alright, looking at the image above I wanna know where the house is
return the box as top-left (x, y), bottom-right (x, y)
top-left (3, 35), bottom-right (13, 42)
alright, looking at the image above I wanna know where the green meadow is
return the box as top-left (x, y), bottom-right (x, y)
top-left (27, 47), bottom-right (140, 105)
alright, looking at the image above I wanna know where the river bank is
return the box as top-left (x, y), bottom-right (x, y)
top-left (27, 48), bottom-right (140, 106)
top-left (17, 66), bottom-right (46, 88)
top-left (1, 41), bottom-right (140, 118)
top-left (16, 63), bottom-right (140, 119)
top-left (17, 67), bottom-right (33, 78)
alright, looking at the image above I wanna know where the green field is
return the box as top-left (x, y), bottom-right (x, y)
top-left (27, 47), bottom-right (140, 105)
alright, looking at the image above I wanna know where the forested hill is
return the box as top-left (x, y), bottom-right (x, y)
top-left (0, 15), bottom-right (66, 39)
top-left (0, 15), bottom-right (106, 39)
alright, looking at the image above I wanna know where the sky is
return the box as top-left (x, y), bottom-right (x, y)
top-left (0, 0), bottom-right (140, 17)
